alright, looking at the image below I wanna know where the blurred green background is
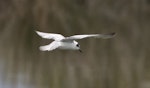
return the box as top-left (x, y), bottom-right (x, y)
top-left (0, 0), bottom-right (150, 88)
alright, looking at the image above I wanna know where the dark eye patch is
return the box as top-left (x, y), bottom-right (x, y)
top-left (76, 44), bottom-right (80, 47)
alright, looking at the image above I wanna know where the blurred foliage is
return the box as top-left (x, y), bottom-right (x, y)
top-left (0, 0), bottom-right (150, 88)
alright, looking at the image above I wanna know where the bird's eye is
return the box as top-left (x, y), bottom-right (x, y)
top-left (76, 44), bottom-right (80, 47)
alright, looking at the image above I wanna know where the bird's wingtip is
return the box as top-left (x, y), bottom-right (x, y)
top-left (111, 32), bottom-right (116, 37)
top-left (35, 30), bottom-right (43, 35)
top-left (100, 32), bottom-right (116, 39)
top-left (35, 30), bottom-right (39, 33)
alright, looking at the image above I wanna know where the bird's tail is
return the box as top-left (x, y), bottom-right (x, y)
top-left (39, 45), bottom-right (50, 51)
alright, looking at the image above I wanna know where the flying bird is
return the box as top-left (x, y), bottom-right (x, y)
top-left (35, 31), bottom-right (116, 52)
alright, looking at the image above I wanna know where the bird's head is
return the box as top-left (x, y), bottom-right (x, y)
top-left (73, 41), bottom-right (82, 52)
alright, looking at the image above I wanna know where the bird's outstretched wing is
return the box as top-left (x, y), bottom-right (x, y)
top-left (39, 41), bottom-right (60, 51)
top-left (35, 31), bottom-right (65, 41)
top-left (63, 33), bottom-right (116, 41)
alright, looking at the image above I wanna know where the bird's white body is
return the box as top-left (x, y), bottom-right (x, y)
top-left (35, 31), bottom-right (115, 52)
top-left (58, 41), bottom-right (79, 50)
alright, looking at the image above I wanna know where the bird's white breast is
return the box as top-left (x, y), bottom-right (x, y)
top-left (58, 41), bottom-right (78, 50)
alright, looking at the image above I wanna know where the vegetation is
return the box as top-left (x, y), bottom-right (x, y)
top-left (0, 0), bottom-right (150, 88)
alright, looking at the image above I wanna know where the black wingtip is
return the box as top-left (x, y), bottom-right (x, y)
top-left (109, 32), bottom-right (116, 37)
top-left (111, 32), bottom-right (116, 35)
top-left (102, 32), bottom-right (116, 39)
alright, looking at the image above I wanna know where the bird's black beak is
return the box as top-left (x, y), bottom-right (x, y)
top-left (79, 49), bottom-right (82, 53)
